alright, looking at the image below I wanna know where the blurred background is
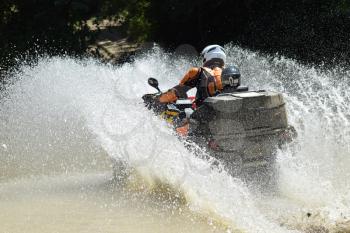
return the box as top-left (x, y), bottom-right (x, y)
top-left (1, 0), bottom-right (350, 80)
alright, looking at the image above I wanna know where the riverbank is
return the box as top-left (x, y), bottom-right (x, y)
top-left (86, 20), bottom-right (141, 64)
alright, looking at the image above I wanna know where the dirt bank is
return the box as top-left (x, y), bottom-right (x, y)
top-left (87, 20), bottom-right (141, 64)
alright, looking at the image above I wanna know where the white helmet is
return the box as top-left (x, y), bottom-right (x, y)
top-left (200, 45), bottom-right (226, 67)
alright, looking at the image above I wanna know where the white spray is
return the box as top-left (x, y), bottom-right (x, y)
top-left (0, 46), bottom-right (349, 232)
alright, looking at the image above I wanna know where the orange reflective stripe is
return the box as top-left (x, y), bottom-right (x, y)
top-left (202, 67), bottom-right (223, 93)
top-left (159, 90), bottom-right (178, 103)
top-left (180, 67), bottom-right (200, 86)
top-left (212, 67), bottom-right (223, 90)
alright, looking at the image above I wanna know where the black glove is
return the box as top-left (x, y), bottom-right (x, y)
top-left (142, 94), bottom-right (167, 114)
top-left (142, 94), bottom-right (158, 108)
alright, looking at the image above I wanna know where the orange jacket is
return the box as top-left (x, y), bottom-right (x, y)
top-left (159, 67), bottom-right (223, 103)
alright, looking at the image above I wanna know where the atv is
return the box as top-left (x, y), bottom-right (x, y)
top-left (143, 77), bottom-right (296, 186)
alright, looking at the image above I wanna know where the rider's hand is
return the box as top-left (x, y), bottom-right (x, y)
top-left (142, 94), bottom-right (158, 106)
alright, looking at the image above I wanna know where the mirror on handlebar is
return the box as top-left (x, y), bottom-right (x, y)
top-left (148, 77), bottom-right (162, 93)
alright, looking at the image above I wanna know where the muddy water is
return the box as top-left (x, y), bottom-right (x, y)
top-left (1, 45), bottom-right (350, 233)
top-left (0, 171), bottom-right (227, 233)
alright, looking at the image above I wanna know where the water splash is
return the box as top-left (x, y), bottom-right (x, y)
top-left (226, 45), bottom-right (350, 231)
top-left (1, 46), bottom-right (349, 232)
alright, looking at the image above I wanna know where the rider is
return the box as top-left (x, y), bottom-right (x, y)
top-left (158, 44), bottom-right (226, 107)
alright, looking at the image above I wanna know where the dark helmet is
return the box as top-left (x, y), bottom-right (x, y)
top-left (221, 65), bottom-right (241, 89)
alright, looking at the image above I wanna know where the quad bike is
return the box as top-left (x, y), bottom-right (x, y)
top-left (142, 77), bottom-right (296, 187)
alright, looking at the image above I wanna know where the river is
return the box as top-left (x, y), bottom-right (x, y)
top-left (0, 46), bottom-right (349, 232)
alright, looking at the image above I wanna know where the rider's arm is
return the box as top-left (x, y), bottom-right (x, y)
top-left (159, 67), bottom-right (200, 103)
top-left (158, 90), bottom-right (178, 103)
top-left (179, 67), bottom-right (201, 87)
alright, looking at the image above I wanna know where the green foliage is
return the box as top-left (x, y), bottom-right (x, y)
top-left (125, 0), bottom-right (152, 42)
top-left (143, 0), bottom-right (350, 65)
top-left (1, 0), bottom-right (350, 78)
top-left (0, 0), bottom-right (99, 76)
top-left (335, 0), bottom-right (350, 14)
